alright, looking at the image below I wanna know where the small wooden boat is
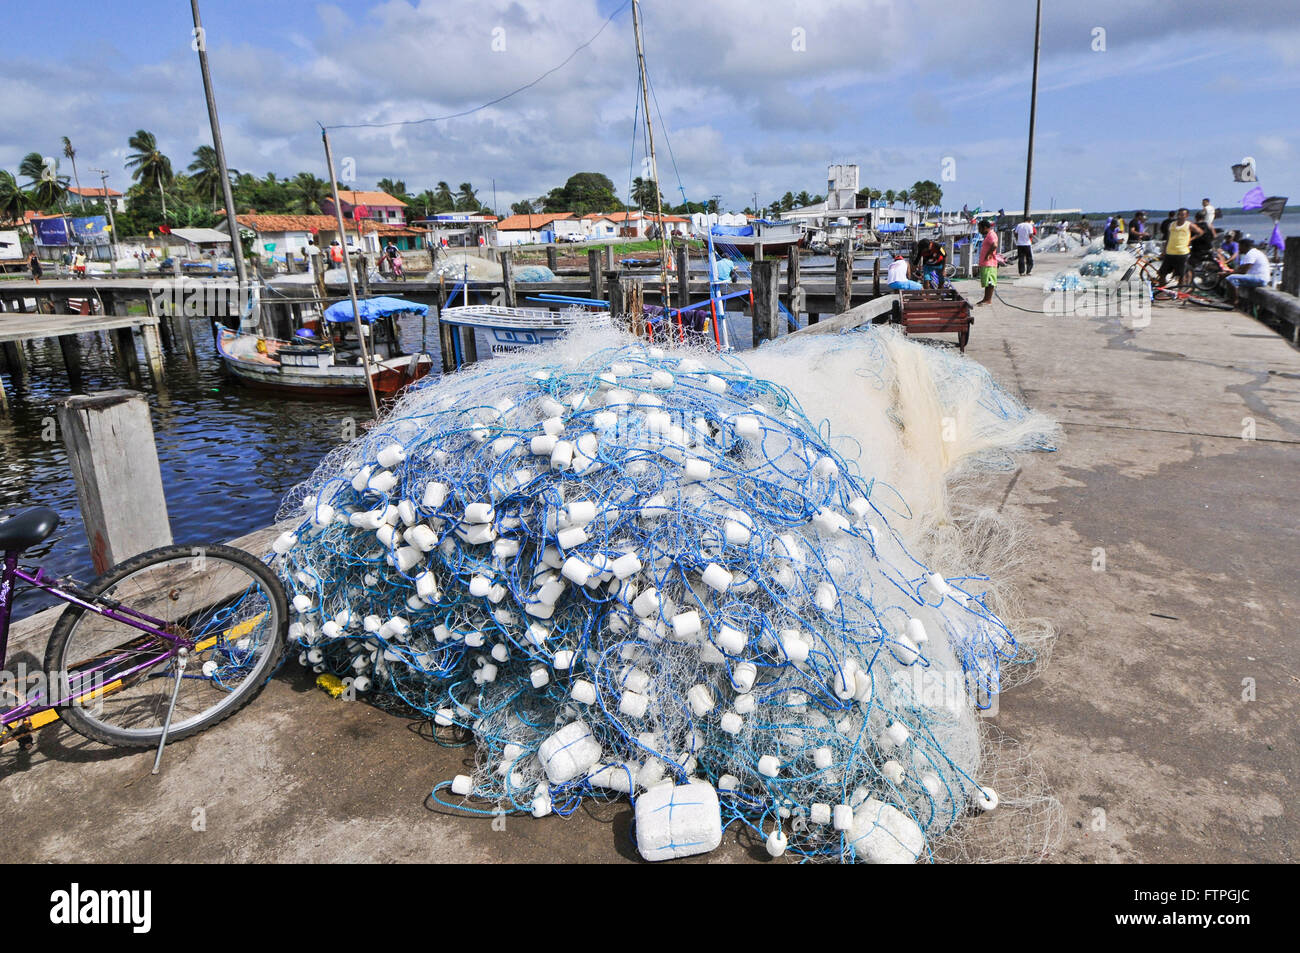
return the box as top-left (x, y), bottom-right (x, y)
top-left (216, 296), bottom-right (433, 397)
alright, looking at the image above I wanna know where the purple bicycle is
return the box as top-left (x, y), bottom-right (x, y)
top-left (1, 507), bottom-right (287, 763)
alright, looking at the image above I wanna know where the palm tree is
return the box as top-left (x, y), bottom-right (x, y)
top-left (884, 189), bottom-right (896, 206)
top-left (795, 190), bottom-right (812, 208)
top-left (62, 137), bottom-right (85, 208)
top-left (291, 172), bottom-right (330, 214)
top-left (19, 152), bottom-right (69, 211)
top-left (454, 182), bottom-right (477, 211)
top-left (187, 145), bottom-right (236, 210)
top-left (412, 189), bottom-right (438, 218)
top-left (433, 181), bottom-right (455, 212)
top-left (0, 170), bottom-right (30, 224)
top-left (125, 130), bottom-right (174, 220)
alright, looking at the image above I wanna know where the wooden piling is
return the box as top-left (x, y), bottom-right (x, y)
top-left (357, 253), bottom-right (371, 297)
top-left (604, 245), bottom-right (616, 271)
top-left (437, 280), bottom-right (456, 374)
top-left (835, 242), bottom-right (853, 314)
top-left (459, 326), bottom-right (478, 365)
top-left (606, 272), bottom-right (627, 329)
top-left (501, 251), bottom-right (517, 307)
top-left (872, 257), bottom-right (881, 297)
top-left (57, 389), bottom-right (172, 574)
top-left (140, 321), bottom-right (166, 386)
top-left (546, 246), bottom-right (558, 272)
top-left (1283, 236), bottom-right (1299, 297)
top-left (626, 279), bottom-right (644, 337)
top-left (57, 334), bottom-right (83, 391)
top-left (786, 246), bottom-right (805, 326)
top-left (588, 249), bottom-right (604, 301)
top-left (751, 259), bottom-right (781, 344)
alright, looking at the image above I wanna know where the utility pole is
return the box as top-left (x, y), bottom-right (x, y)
top-left (1022, 0), bottom-right (1042, 222)
top-left (323, 126), bottom-right (380, 418)
top-left (632, 0), bottom-right (671, 312)
top-left (89, 169), bottom-right (119, 276)
top-left (190, 0), bottom-right (251, 325)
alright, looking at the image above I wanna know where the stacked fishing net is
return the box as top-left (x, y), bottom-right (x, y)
top-left (273, 326), bottom-right (1055, 863)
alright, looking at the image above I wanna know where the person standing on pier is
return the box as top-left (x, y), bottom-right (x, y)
top-left (1128, 212), bottom-right (1149, 252)
top-left (328, 240), bottom-right (344, 269)
top-left (1202, 198), bottom-right (1216, 226)
top-left (27, 250), bottom-right (42, 283)
top-left (1013, 217), bottom-right (1036, 275)
top-left (1156, 207), bottom-right (1202, 288)
top-left (976, 219), bottom-right (1002, 306)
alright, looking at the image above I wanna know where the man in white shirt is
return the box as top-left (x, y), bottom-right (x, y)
top-left (1223, 238), bottom-right (1269, 304)
top-left (1202, 198), bottom-right (1216, 226)
top-left (1013, 218), bottom-right (1036, 275)
top-left (886, 254), bottom-right (921, 290)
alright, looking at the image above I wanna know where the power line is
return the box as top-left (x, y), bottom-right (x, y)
top-left (324, 1), bottom-right (632, 131)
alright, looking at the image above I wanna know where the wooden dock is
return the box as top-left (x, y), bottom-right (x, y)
top-left (0, 278), bottom-right (198, 413)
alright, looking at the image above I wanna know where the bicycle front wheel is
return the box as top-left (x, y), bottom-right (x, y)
top-left (44, 544), bottom-right (287, 748)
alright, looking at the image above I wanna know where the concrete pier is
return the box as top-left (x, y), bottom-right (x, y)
top-left (1, 253), bottom-right (1296, 863)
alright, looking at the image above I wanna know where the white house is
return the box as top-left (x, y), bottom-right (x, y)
top-left (67, 186), bottom-right (127, 212)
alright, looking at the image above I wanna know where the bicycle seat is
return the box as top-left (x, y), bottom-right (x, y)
top-left (0, 507), bottom-right (60, 552)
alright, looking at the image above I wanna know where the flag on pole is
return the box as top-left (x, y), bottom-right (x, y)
top-left (1241, 187), bottom-right (1266, 210)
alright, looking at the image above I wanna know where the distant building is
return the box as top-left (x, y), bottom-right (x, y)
top-left (320, 189), bottom-right (408, 226)
top-left (67, 186), bottom-right (126, 212)
top-left (415, 213), bottom-right (498, 248)
top-left (826, 164), bottom-right (859, 212)
top-left (217, 213), bottom-right (425, 258)
top-left (493, 212), bottom-right (580, 245)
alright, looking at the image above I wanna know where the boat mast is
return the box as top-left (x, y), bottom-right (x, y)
top-left (322, 126), bottom-right (381, 417)
top-left (632, 0), bottom-right (671, 316)
top-left (1022, 0), bottom-right (1042, 222)
top-left (190, 0), bottom-right (254, 330)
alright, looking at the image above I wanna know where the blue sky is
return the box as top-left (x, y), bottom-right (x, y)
top-left (2, 0), bottom-right (1296, 215)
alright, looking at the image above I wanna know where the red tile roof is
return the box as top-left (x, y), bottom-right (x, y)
top-left (68, 186), bottom-right (123, 198)
top-left (495, 212), bottom-right (575, 231)
top-left (333, 190), bottom-right (407, 207)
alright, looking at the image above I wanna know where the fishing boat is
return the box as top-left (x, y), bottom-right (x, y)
top-left (698, 219), bottom-right (805, 258)
top-left (215, 296), bottom-right (433, 397)
top-left (437, 304), bottom-right (611, 368)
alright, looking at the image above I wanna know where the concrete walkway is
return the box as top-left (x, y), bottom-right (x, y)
top-left (2, 255), bottom-right (1295, 863)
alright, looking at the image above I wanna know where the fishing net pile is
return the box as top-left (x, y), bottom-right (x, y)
top-left (272, 324), bottom-right (1060, 863)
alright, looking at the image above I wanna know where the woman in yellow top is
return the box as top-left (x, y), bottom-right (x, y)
top-left (1156, 208), bottom-right (1204, 288)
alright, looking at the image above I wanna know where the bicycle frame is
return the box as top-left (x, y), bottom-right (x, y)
top-left (0, 553), bottom-right (183, 730)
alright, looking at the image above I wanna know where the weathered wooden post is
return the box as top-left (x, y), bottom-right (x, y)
top-left (57, 390), bottom-right (172, 574)
top-left (313, 252), bottom-right (328, 300)
top-left (751, 259), bottom-right (781, 345)
top-left (546, 245), bottom-right (558, 272)
top-left (872, 256), bottom-right (881, 297)
top-left (588, 249), bottom-right (604, 301)
top-left (1282, 236), bottom-right (1299, 297)
top-left (459, 326), bottom-right (479, 365)
top-left (357, 253), bottom-right (371, 297)
top-left (606, 272), bottom-right (627, 329)
top-left (676, 244), bottom-right (690, 311)
top-left (835, 242), bottom-right (854, 314)
top-left (626, 278), bottom-right (644, 336)
top-left (604, 244), bottom-right (616, 271)
top-left (109, 301), bottom-right (142, 386)
top-left (501, 251), bottom-right (517, 307)
top-left (786, 246), bottom-right (804, 326)
top-left (436, 276), bottom-right (456, 374)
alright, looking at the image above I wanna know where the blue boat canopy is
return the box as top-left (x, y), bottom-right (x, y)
top-left (324, 296), bottom-right (429, 324)
top-left (877, 223), bottom-right (906, 233)
top-left (710, 224), bottom-right (754, 237)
